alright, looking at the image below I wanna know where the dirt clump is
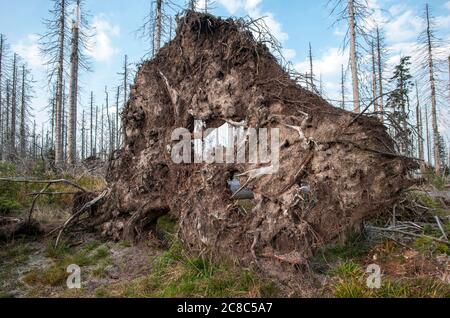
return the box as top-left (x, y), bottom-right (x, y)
top-left (95, 11), bottom-right (417, 275)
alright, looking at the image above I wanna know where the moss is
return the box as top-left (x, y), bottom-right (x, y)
top-left (23, 265), bottom-right (67, 287)
top-left (413, 237), bottom-right (450, 256)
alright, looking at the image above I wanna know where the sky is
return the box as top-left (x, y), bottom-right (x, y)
top-left (1, 0), bottom-right (450, 145)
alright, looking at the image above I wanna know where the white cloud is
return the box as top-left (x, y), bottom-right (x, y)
top-left (295, 47), bottom-right (348, 78)
top-left (12, 34), bottom-right (43, 69)
top-left (216, 0), bottom-right (242, 15)
top-left (282, 48), bottom-right (296, 60)
top-left (87, 15), bottom-right (120, 62)
top-left (217, 0), bottom-right (293, 61)
top-left (217, 0), bottom-right (288, 42)
top-left (445, 1), bottom-right (450, 10)
top-left (384, 9), bottom-right (423, 43)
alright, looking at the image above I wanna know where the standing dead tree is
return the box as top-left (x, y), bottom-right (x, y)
top-left (9, 53), bottom-right (18, 161)
top-left (67, 0), bottom-right (91, 164)
top-left (376, 26), bottom-right (387, 120)
top-left (39, 0), bottom-right (68, 166)
top-left (117, 55), bottom-right (132, 148)
top-left (415, 82), bottom-right (424, 161)
top-left (67, 1), bottom-right (81, 164)
top-left (416, 4), bottom-right (445, 173)
top-left (328, 0), bottom-right (374, 113)
top-left (0, 34), bottom-right (8, 161)
top-left (138, 1), bottom-right (179, 57)
top-left (19, 64), bottom-right (34, 160)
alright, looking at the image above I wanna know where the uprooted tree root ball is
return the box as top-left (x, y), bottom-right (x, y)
top-left (93, 12), bottom-right (417, 274)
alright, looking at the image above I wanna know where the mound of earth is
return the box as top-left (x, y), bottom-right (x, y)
top-left (95, 11), bottom-right (417, 273)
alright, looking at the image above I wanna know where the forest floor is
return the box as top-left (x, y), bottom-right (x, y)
top-left (0, 162), bottom-right (449, 298)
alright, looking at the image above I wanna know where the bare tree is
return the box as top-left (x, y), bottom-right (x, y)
top-left (94, 104), bottom-right (98, 157)
top-left (371, 40), bottom-right (377, 113)
top-left (5, 80), bottom-right (10, 157)
top-left (10, 53), bottom-right (17, 160)
top-left (0, 34), bottom-right (5, 160)
top-left (376, 26), bottom-right (386, 119)
top-left (417, 4), bottom-right (442, 173)
top-left (415, 82), bottom-right (424, 161)
top-left (308, 42), bottom-right (315, 91)
top-left (81, 109), bottom-right (85, 160)
top-left (118, 55), bottom-right (131, 146)
top-left (67, 0), bottom-right (91, 164)
top-left (89, 91), bottom-right (94, 157)
top-left (155, 0), bottom-right (163, 52)
top-left (341, 64), bottom-right (346, 109)
top-left (39, 0), bottom-right (68, 166)
top-left (67, 1), bottom-right (81, 164)
top-left (425, 103), bottom-right (431, 164)
top-left (115, 86), bottom-right (120, 150)
top-left (19, 64), bottom-right (34, 159)
top-left (329, 0), bottom-right (374, 113)
top-left (348, 0), bottom-right (360, 112)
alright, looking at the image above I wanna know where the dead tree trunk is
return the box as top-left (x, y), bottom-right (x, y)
top-left (121, 55), bottom-right (128, 147)
top-left (376, 27), bottom-right (384, 120)
top-left (308, 42), bottom-right (314, 91)
top-left (371, 40), bottom-right (378, 113)
top-left (68, 2), bottom-right (80, 165)
top-left (19, 65), bottom-right (26, 159)
top-left (90, 91), bottom-right (93, 157)
top-left (341, 64), bottom-right (345, 109)
top-left (155, 0), bottom-right (162, 53)
top-left (425, 104), bottom-right (431, 164)
top-left (10, 53), bottom-right (17, 160)
top-left (94, 105), bottom-right (98, 157)
top-left (81, 109), bottom-right (85, 160)
top-left (55, 0), bottom-right (66, 166)
top-left (0, 34), bottom-right (4, 161)
top-left (425, 4), bottom-right (441, 174)
top-left (115, 86), bottom-right (120, 151)
top-left (416, 83), bottom-right (424, 161)
top-left (348, 0), bottom-right (360, 113)
top-left (5, 80), bottom-right (10, 159)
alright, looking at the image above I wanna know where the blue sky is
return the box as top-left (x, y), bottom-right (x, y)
top-left (1, 0), bottom-right (450, 142)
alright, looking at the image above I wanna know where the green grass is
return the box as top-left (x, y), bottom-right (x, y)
top-left (119, 241), bottom-right (279, 298)
top-left (413, 237), bottom-right (450, 256)
top-left (424, 170), bottom-right (448, 191)
top-left (0, 162), bottom-right (106, 214)
top-left (328, 261), bottom-right (450, 298)
top-left (155, 215), bottom-right (178, 241)
top-left (23, 240), bottom-right (111, 288)
top-left (312, 232), bottom-right (370, 266)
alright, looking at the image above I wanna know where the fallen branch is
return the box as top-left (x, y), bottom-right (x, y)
top-left (27, 191), bottom-right (80, 196)
top-left (434, 216), bottom-right (448, 241)
top-left (27, 183), bottom-right (51, 224)
top-left (55, 189), bottom-right (110, 248)
top-left (0, 178), bottom-right (87, 193)
top-left (367, 226), bottom-right (450, 245)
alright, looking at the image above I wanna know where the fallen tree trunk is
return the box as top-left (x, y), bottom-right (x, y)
top-left (95, 12), bottom-right (418, 272)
